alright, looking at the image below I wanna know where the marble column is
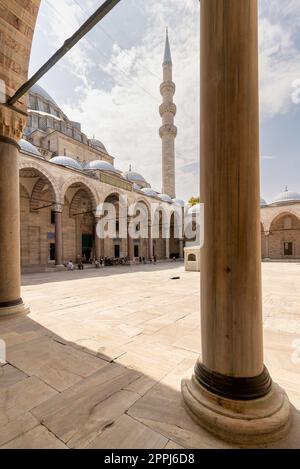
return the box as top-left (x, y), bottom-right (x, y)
top-left (179, 239), bottom-right (184, 259)
top-left (54, 204), bottom-right (63, 267)
top-left (182, 0), bottom-right (290, 445)
top-left (265, 232), bottom-right (270, 259)
top-left (127, 216), bottom-right (134, 261)
top-left (148, 221), bottom-right (153, 259)
top-left (94, 217), bottom-right (102, 261)
top-left (165, 237), bottom-right (170, 260)
top-left (0, 108), bottom-right (29, 319)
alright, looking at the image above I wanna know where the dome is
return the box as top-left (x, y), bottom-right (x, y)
top-left (19, 139), bottom-right (42, 157)
top-left (158, 193), bottom-right (173, 203)
top-left (188, 203), bottom-right (200, 215)
top-left (141, 188), bottom-right (158, 198)
top-left (30, 84), bottom-right (57, 106)
top-left (172, 198), bottom-right (185, 207)
top-left (84, 160), bottom-right (120, 174)
top-left (123, 170), bottom-right (147, 184)
top-left (89, 139), bottom-right (108, 154)
top-left (271, 188), bottom-right (300, 205)
top-left (133, 183), bottom-right (141, 191)
top-left (260, 197), bottom-right (267, 207)
top-left (50, 156), bottom-right (82, 171)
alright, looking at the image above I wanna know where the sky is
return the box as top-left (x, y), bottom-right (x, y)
top-left (29, 0), bottom-right (300, 202)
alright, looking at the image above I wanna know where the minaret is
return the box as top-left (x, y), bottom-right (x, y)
top-left (159, 28), bottom-right (177, 198)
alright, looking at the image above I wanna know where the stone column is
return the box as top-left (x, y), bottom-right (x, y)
top-left (148, 221), bottom-right (153, 259)
top-left (127, 216), bottom-right (134, 261)
top-left (182, 0), bottom-right (290, 445)
top-left (265, 232), bottom-right (270, 259)
top-left (179, 239), bottom-right (184, 259)
top-left (53, 204), bottom-right (63, 267)
top-left (94, 217), bottom-right (102, 261)
top-left (165, 237), bottom-right (170, 260)
top-left (0, 107), bottom-right (29, 319)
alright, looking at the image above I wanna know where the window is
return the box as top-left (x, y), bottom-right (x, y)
top-left (114, 244), bottom-right (120, 258)
top-left (49, 243), bottom-right (56, 261)
top-left (51, 211), bottom-right (55, 225)
top-left (134, 245), bottom-right (139, 258)
top-left (188, 254), bottom-right (196, 262)
top-left (284, 242), bottom-right (293, 256)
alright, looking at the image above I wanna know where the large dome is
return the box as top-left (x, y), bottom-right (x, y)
top-left (19, 139), bottom-right (42, 157)
top-left (271, 188), bottom-right (300, 205)
top-left (50, 156), bottom-right (82, 171)
top-left (84, 160), bottom-right (120, 174)
top-left (89, 139), bottom-right (108, 154)
top-left (30, 83), bottom-right (57, 106)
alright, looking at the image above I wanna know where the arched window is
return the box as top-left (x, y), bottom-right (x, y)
top-left (188, 254), bottom-right (196, 262)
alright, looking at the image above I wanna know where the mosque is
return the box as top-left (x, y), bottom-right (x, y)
top-left (18, 32), bottom-right (186, 271)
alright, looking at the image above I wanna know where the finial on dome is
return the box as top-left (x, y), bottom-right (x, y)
top-left (129, 164), bottom-right (132, 172)
top-left (285, 185), bottom-right (288, 192)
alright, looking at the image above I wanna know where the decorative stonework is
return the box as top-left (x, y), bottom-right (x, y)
top-left (19, 160), bottom-right (61, 203)
top-left (0, 105), bottom-right (27, 142)
top-left (61, 176), bottom-right (99, 208)
top-left (100, 172), bottom-right (132, 192)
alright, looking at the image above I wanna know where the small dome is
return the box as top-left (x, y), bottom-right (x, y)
top-left (19, 139), bottom-right (42, 157)
top-left (141, 188), bottom-right (158, 198)
top-left (271, 188), bottom-right (300, 205)
top-left (172, 198), bottom-right (185, 207)
top-left (50, 156), bottom-right (82, 171)
top-left (188, 203), bottom-right (200, 215)
top-left (84, 160), bottom-right (120, 174)
top-left (30, 84), bottom-right (57, 106)
top-left (133, 183), bottom-right (141, 191)
top-left (158, 193), bottom-right (173, 203)
top-left (260, 197), bottom-right (267, 207)
top-left (123, 170), bottom-right (146, 184)
top-left (89, 139), bottom-right (108, 153)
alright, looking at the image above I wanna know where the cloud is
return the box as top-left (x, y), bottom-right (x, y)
top-left (31, 0), bottom-right (300, 200)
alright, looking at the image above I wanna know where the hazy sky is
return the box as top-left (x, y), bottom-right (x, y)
top-left (29, 0), bottom-right (300, 202)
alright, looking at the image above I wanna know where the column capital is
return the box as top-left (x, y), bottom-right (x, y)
top-left (0, 104), bottom-right (27, 143)
top-left (52, 203), bottom-right (63, 213)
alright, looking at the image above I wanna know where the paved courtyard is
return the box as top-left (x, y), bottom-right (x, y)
top-left (0, 261), bottom-right (300, 449)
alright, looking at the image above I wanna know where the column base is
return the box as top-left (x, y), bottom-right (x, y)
top-left (181, 375), bottom-right (291, 447)
top-left (0, 301), bottom-right (30, 320)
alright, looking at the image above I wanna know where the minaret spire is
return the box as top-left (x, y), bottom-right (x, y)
top-left (163, 28), bottom-right (172, 66)
top-left (159, 28), bottom-right (177, 198)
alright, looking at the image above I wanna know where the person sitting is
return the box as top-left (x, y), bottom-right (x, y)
top-left (67, 260), bottom-right (74, 271)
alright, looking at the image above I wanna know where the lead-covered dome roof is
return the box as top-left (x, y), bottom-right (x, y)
top-left (271, 188), bottom-right (300, 205)
top-left (19, 139), bottom-right (42, 157)
top-left (50, 156), bottom-right (82, 171)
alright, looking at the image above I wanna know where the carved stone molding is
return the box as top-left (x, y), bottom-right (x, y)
top-left (0, 105), bottom-right (27, 142)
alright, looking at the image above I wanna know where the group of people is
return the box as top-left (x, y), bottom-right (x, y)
top-left (64, 254), bottom-right (160, 271)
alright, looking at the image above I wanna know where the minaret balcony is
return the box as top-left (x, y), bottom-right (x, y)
top-left (159, 103), bottom-right (177, 117)
top-left (160, 81), bottom-right (176, 96)
top-left (159, 124), bottom-right (178, 138)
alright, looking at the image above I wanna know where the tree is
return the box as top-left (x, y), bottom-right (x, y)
top-left (188, 196), bottom-right (200, 206)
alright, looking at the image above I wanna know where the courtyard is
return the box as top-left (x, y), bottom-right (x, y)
top-left (0, 261), bottom-right (299, 449)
